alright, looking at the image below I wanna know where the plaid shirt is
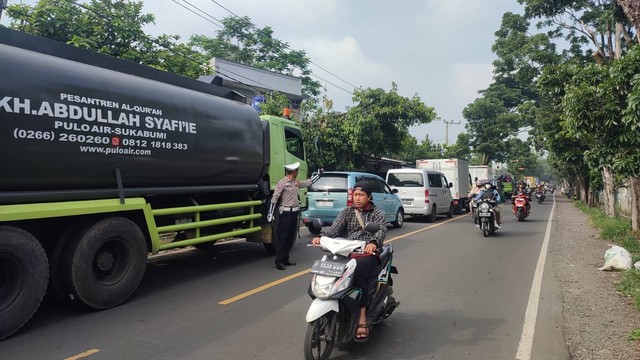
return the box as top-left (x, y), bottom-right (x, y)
top-left (320, 203), bottom-right (387, 247)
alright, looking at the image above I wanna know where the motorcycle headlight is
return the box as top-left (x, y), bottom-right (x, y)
top-left (311, 262), bottom-right (356, 299)
top-left (479, 203), bottom-right (490, 212)
top-left (311, 275), bottom-right (336, 298)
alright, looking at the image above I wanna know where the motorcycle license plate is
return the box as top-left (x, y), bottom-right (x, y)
top-left (479, 212), bottom-right (491, 217)
top-left (311, 260), bottom-right (346, 277)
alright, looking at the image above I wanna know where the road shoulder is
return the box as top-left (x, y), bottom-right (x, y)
top-left (550, 196), bottom-right (640, 359)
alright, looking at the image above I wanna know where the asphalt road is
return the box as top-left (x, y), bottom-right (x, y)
top-left (0, 196), bottom-right (568, 360)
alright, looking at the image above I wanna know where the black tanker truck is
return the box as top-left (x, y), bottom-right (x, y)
top-left (0, 27), bottom-right (311, 340)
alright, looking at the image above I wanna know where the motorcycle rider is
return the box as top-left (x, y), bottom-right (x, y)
top-left (310, 181), bottom-right (386, 342)
top-left (468, 179), bottom-right (484, 217)
top-left (468, 179), bottom-right (484, 200)
top-left (536, 184), bottom-right (546, 202)
top-left (474, 179), bottom-right (502, 228)
top-left (512, 180), bottom-right (531, 214)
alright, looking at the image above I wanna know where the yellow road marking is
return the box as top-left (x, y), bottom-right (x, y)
top-left (218, 214), bottom-right (468, 305)
top-left (64, 349), bottom-right (100, 360)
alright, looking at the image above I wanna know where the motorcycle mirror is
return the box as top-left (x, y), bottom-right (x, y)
top-left (364, 222), bottom-right (380, 233)
top-left (311, 218), bottom-right (324, 231)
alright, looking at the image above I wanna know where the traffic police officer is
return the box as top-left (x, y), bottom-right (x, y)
top-left (267, 162), bottom-right (321, 270)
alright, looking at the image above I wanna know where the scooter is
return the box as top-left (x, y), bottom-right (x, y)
top-left (304, 221), bottom-right (399, 360)
top-left (512, 193), bottom-right (530, 222)
top-left (477, 198), bottom-right (498, 237)
top-left (535, 191), bottom-right (544, 204)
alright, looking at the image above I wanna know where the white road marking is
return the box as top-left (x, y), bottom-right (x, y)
top-left (516, 195), bottom-right (556, 359)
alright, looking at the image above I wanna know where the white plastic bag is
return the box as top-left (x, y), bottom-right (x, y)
top-left (599, 245), bottom-right (632, 271)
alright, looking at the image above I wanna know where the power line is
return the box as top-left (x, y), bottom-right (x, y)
top-left (209, 0), bottom-right (240, 18)
top-left (63, 0), bottom-right (209, 68)
top-left (308, 72), bottom-right (353, 95)
top-left (203, 0), bottom-right (357, 95)
top-left (309, 60), bottom-right (358, 89)
top-left (173, 0), bottom-right (222, 28)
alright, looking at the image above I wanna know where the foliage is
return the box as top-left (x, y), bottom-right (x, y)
top-left (462, 96), bottom-right (519, 165)
top-left (189, 16), bottom-right (321, 100)
top-left (258, 91), bottom-right (291, 117)
top-left (301, 84), bottom-right (436, 171)
top-left (342, 83), bottom-right (437, 169)
top-left (6, 0), bottom-right (208, 78)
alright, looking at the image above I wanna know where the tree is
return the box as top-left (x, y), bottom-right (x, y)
top-left (342, 83), bottom-right (437, 169)
top-left (189, 16), bottom-right (321, 100)
top-left (520, 0), bottom-right (639, 225)
top-left (6, 0), bottom-right (208, 78)
top-left (462, 96), bottom-right (519, 165)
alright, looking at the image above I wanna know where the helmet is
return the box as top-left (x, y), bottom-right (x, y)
top-left (475, 179), bottom-right (483, 187)
top-left (517, 180), bottom-right (525, 186)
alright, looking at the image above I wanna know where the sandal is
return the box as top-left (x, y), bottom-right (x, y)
top-left (354, 323), bottom-right (369, 342)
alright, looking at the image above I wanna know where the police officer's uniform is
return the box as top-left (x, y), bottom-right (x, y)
top-left (269, 162), bottom-right (320, 270)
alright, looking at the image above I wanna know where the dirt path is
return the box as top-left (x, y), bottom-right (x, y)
top-left (551, 195), bottom-right (640, 359)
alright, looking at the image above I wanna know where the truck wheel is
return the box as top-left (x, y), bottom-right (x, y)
top-left (60, 217), bottom-right (147, 310)
top-left (0, 226), bottom-right (49, 340)
top-left (392, 209), bottom-right (404, 228)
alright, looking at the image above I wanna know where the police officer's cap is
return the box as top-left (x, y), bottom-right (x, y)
top-left (285, 162), bottom-right (300, 171)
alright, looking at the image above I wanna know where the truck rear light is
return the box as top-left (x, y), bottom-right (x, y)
top-left (453, 200), bottom-right (459, 205)
top-left (425, 189), bottom-right (430, 203)
top-left (347, 188), bottom-right (353, 207)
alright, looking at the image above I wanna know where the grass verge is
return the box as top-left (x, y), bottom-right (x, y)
top-left (575, 201), bottom-right (640, 339)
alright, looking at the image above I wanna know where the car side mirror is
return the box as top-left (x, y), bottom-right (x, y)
top-left (311, 218), bottom-right (324, 231)
top-left (364, 222), bottom-right (380, 233)
top-left (392, 188), bottom-right (399, 194)
top-left (449, 182), bottom-right (453, 188)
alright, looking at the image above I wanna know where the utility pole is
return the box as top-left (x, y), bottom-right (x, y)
top-left (0, 0), bottom-right (7, 22)
top-left (0, 0), bottom-right (7, 21)
top-left (443, 119), bottom-right (461, 145)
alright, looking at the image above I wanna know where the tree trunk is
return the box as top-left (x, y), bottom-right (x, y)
top-left (577, 176), bottom-right (588, 203)
top-left (617, 0), bottom-right (640, 43)
top-left (602, 167), bottom-right (616, 217)
top-left (630, 176), bottom-right (640, 233)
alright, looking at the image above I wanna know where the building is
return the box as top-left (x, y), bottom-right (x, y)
top-left (198, 58), bottom-right (304, 115)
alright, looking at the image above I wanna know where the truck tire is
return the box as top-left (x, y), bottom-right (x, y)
top-left (0, 226), bottom-right (49, 340)
top-left (60, 217), bottom-right (147, 310)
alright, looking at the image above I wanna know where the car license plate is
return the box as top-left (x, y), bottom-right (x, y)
top-left (402, 199), bottom-right (412, 206)
top-left (316, 200), bottom-right (333, 208)
top-left (311, 260), bottom-right (346, 277)
top-left (479, 212), bottom-right (491, 217)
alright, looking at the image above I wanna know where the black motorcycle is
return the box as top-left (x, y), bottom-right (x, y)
top-left (477, 198), bottom-right (498, 237)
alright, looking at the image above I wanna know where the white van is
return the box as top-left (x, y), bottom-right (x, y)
top-left (386, 168), bottom-right (454, 222)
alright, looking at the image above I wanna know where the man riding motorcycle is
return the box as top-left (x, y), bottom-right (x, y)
top-left (474, 180), bottom-right (502, 228)
top-left (512, 181), bottom-right (532, 214)
top-left (310, 181), bottom-right (386, 342)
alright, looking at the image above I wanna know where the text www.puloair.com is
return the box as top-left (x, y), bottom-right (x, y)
top-left (79, 145), bottom-right (152, 156)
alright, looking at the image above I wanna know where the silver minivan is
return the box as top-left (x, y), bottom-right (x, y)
top-left (386, 168), bottom-right (454, 222)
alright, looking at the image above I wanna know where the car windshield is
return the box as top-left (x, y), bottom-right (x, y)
top-left (387, 173), bottom-right (424, 187)
top-left (309, 174), bottom-right (348, 192)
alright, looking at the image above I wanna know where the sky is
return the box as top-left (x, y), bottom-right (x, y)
top-left (1, 0), bottom-right (525, 145)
